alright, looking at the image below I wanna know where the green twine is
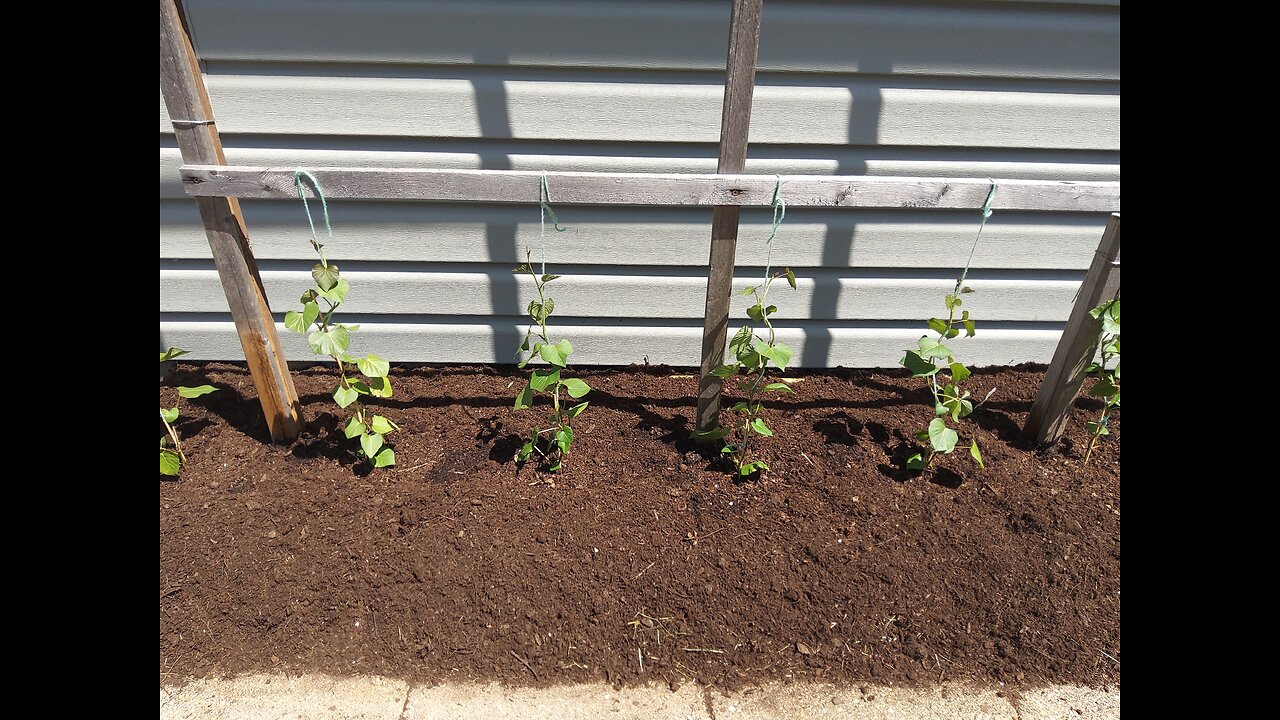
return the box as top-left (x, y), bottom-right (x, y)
top-left (763, 176), bottom-right (786, 281)
top-left (538, 173), bottom-right (568, 276)
top-left (953, 180), bottom-right (998, 294)
top-left (294, 169), bottom-right (333, 266)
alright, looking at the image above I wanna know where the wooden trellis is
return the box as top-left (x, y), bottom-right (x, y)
top-left (160, 0), bottom-right (1120, 444)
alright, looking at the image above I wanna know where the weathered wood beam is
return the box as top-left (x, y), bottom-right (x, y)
top-left (160, 0), bottom-right (302, 441)
top-left (180, 166), bottom-right (1120, 212)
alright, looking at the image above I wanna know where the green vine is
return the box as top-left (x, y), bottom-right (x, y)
top-left (159, 347), bottom-right (218, 476)
top-left (1083, 298), bottom-right (1120, 462)
top-left (513, 250), bottom-right (590, 472)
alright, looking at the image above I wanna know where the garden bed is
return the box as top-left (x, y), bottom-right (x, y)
top-left (159, 362), bottom-right (1119, 691)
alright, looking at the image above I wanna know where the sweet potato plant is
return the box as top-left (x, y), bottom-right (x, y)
top-left (159, 347), bottom-right (218, 476)
top-left (1083, 298), bottom-right (1120, 462)
top-left (512, 250), bottom-right (590, 472)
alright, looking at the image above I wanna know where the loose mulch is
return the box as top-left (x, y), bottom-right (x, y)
top-left (160, 362), bottom-right (1119, 690)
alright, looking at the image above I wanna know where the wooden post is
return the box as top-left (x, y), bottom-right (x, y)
top-left (1024, 213), bottom-right (1120, 445)
top-left (696, 0), bottom-right (764, 432)
top-left (159, 0), bottom-right (302, 442)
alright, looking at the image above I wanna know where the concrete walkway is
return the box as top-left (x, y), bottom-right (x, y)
top-left (160, 673), bottom-right (1119, 719)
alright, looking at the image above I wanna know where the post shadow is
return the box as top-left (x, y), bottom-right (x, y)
top-left (470, 52), bottom-right (521, 365)
top-left (803, 63), bottom-right (885, 368)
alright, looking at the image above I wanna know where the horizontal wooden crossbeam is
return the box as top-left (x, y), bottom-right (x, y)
top-left (181, 165), bottom-right (1120, 212)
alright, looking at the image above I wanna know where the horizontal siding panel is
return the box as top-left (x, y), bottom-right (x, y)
top-left (160, 76), bottom-right (1119, 149)
top-left (158, 267), bottom-right (1082, 322)
top-left (159, 146), bottom-right (1120, 198)
top-left (186, 0), bottom-right (1120, 80)
top-left (159, 200), bottom-right (1110, 270)
top-left (159, 319), bottom-right (1064, 368)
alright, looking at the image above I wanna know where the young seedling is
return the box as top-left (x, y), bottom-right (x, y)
top-left (512, 249), bottom-right (590, 472)
top-left (899, 288), bottom-right (986, 472)
top-left (159, 347), bottom-right (218, 476)
top-left (282, 217), bottom-right (398, 469)
top-left (698, 267), bottom-right (798, 477)
top-left (1083, 298), bottom-right (1120, 462)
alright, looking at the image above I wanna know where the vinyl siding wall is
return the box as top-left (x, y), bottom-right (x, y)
top-left (159, 0), bottom-right (1120, 367)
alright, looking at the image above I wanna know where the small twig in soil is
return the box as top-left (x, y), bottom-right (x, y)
top-left (1100, 650), bottom-right (1120, 667)
top-left (399, 461), bottom-right (432, 474)
top-left (638, 647), bottom-right (644, 672)
top-left (634, 562), bottom-right (656, 579)
top-left (684, 528), bottom-right (725, 546)
top-left (683, 648), bottom-right (726, 654)
top-left (509, 650), bottom-right (538, 680)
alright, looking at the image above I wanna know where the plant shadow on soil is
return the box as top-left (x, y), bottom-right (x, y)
top-left (161, 362), bottom-right (1119, 692)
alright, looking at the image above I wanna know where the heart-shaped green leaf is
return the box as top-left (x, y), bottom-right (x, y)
top-left (540, 343), bottom-right (566, 367)
top-left (312, 262), bottom-right (340, 291)
top-left (555, 426), bottom-right (574, 455)
top-left (901, 350), bottom-right (937, 377)
top-left (317, 278), bottom-right (350, 304)
top-left (358, 353), bottom-right (390, 378)
top-left (750, 418), bottom-right (774, 436)
top-left (560, 377), bottom-right (591, 398)
top-left (308, 326), bottom-right (350, 356)
top-left (927, 418), bottom-right (958, 454)
top-left (917, 337), bottom-right (952, 360)
top-left (344, 417), bottom-right (366, 438)
top-left (568, 401), bottom-right (589, 418)
top-left (530, 369), bottom-right (560, 391)
top-left (763, 382), bottom-right (793, 392)
top-left (368, 376), bottom-right (393, 398)
top-left (160, 347), bottom-right (190, 362)
top-left (371, 447), bottom-right (396, 468)
top-left (160, 450), bottom-right (182, 475)
top-left (359, 432), bottom-right (383, 459)
top-left (370, 415), bottom-right (397, 435)
top-left (160, 407), bottom-right (179, 424)
top-left (333, 385), bottom-right (359, 408)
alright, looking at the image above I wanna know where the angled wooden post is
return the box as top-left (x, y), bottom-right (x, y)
top-left (1024, 213), bottom-right (1120, 445)
top-left (159, 0), bottom-right (302, 442)
top-left (696, 0), bottom-right (764, 432)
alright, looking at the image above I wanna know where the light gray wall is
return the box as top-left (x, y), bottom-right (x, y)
top-left (159, 0), bottom-right (1120, 367)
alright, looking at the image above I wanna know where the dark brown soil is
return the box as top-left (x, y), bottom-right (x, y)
top-left (160, 363), bottom-right (1119, 690)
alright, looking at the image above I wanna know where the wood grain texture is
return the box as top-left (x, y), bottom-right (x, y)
top-left (160, 0), bottom-right (301, 441)
top-left (1024, 213), bottom-right (1120, 445)
top-left (160, 75), bottom-right (1120, 149)
top-left (180, 166), bottom-right (1120, 211)
top-left (159, 145), bottom-right (1123, 200)
top-left (698, 0), bottom-right (764, 431)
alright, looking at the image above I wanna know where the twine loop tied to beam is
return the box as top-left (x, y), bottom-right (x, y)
top-left (169, 118), bottom-right (217, 126)
top-left (538, 173), bottom-right (568, 276)
top-left (953, 180), bottom-right (998, 294)
top-left (294, 169), bottom-right (333, 266)
top-left (763, 176), bottom-right (786, 281)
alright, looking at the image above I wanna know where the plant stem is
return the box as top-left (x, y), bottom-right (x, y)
top-left (161, 409), bottom-right (187, 462)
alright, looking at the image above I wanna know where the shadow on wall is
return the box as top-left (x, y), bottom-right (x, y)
top-left (804, 76), bottom-right (883, 369)
top-left (472, 50), bottom-right (521, 365)
top-left (462, 31), bottom-right (891, 369)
